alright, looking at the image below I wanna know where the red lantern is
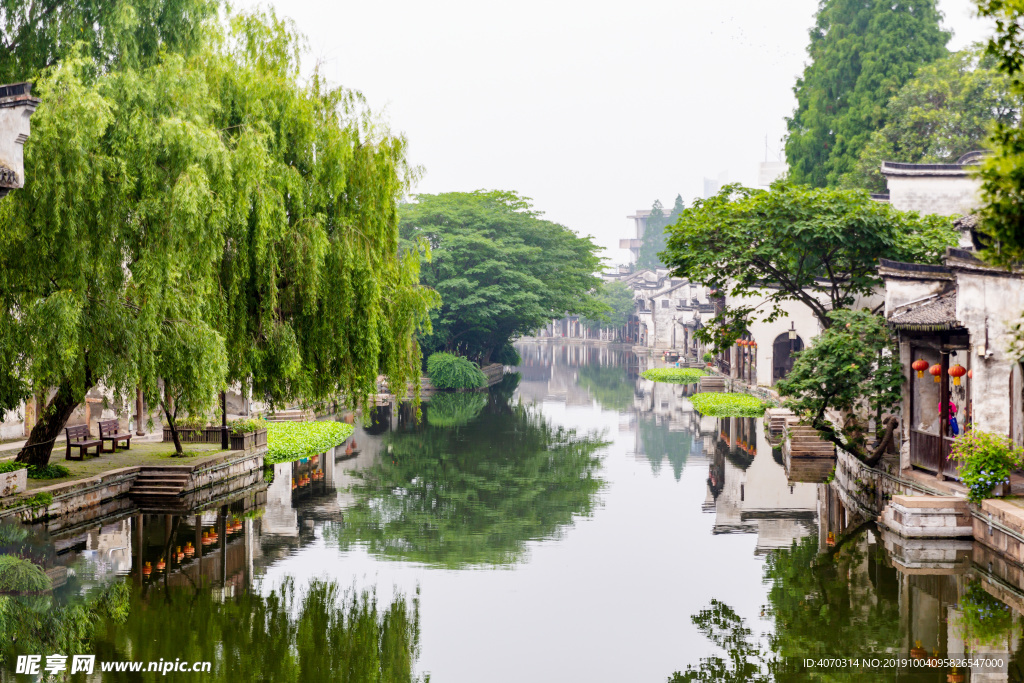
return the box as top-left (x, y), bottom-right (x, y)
top-left (968, 369), bottom-right (973, 379)
top-left (949, 364), bottom-right (967, 385)
top-left (911, 359), bottom-right (929, 378)
top-left (929, 364), bottom-right (942, 383)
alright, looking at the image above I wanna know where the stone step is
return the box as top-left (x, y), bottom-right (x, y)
top-left (134, 477), bottom-right (189, 486)
top-left (879, 495), bottom-right (972, 539)
top-left (129, 485), bottom-right (184, 496)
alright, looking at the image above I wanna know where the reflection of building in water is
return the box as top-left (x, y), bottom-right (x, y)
top-left (515, 342), bottom-right (644, 406)
top-left (704, 417), bottom-right (817, 554)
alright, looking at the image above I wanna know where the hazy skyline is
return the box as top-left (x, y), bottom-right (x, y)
top-left (239, 0), bottom-right (992, 265)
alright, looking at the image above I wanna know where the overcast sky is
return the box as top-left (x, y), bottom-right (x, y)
top-left (238, 0), bottom-right (992, 266)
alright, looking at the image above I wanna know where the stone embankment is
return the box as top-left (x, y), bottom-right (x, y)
top-left (0, 447), bottom-right (265, 532)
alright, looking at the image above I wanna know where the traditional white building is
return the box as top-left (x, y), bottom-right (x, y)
top-left (0, 82), bottom-right (39, 200)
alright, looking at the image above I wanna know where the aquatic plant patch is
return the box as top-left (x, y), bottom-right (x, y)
top-left (690, 392), bottom-right (767, 417)
top-left (265, 421), bottom-right (354, 465)
top-left (641, 368), bottom-right (707, 384)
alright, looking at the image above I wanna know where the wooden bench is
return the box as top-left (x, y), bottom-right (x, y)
top-left (98, 419), bottom-right (132, 453)
top-left (65, 425), bottom-right (101, 460)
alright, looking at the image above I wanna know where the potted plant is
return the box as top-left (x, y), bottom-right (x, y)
top-left (950, 431), bottom-right (1024, 503)
top-left (228, 417), bottom-right (269, 450)
top-left (703, 351), bottom-right (715, 368)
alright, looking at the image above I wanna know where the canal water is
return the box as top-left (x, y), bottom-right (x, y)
top-left (3, 341), bottom-right (1024, 681)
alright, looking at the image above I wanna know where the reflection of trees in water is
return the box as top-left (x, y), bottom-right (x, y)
top-left (577, 364), bottom-right (634, 412)
top-left (672, 531), bottom-right (909, 682)
top-left (91, 580), bottom-right (424, 682)
top-left (426, 392), bottom-right (488, 428)
top-left (329, 397), bottom-right (606, 568)
top-left (637, 416), bottom-right (693, 481)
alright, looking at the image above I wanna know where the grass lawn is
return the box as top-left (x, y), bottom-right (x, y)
top-left (0, 441), bottom-right (227, 490)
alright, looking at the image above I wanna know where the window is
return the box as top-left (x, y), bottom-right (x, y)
top-left (661, 299), bottom-right (669, 308)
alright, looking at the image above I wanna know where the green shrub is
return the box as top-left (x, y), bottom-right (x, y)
top-left (0, 461), bottom-right (27, 474)
top-left (427, 353), bottom-right (487, 390)
top-left (950, 431), bottom-right (1024, 503)
top-left (229, 417), bottom-right (268, 435)
top-left (427, 392), bottom-right (488, 428)
top-left (0, 555), bottom-right (51, 593)
top-left (265, 421), bottom-right (354, 465)
top-left (27, 464), bottom-right (70, 480)
top-left (641, 368), bottom-right (707, 384)
top-left (176, 414), bottom-right (210, 430)
top-left (702, 351), bottom-right (715, 363)
top-left (690, 392), bottom-right (767, 417)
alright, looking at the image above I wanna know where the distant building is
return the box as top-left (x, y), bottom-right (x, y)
top-left (0, 82), bottom-right (40, 200)
top-left (880, 151), bottom-right (984, 217)
top-left (703, 171), bottom-right (728, 198)
top-left (620, 209), bottom-right (654, 265)
top-left (757, 160), bottom-right (788, 187)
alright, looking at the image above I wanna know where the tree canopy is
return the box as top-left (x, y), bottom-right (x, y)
top-left (661, 182), bottom-right (957, 350)
top-left (636, 195), bottom-right (684, 269)
top-left (581, 280), bottom-right (635, 332)
top-left (785, 0), bottom-right (950, 187)
top-left (848, 47), bottom-right (1021, 192)
top-left (0, 0), bottom-right (219, 83)
top-left (972, 0), bottom-right (1024, 267)
top-left (0, 10), bottom-right (436, 464)
top-left (400, 191), bottom-right (604, 364)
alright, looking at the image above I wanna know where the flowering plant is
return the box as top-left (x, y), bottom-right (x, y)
top-left (950, 431), bottom-right (1023, 503)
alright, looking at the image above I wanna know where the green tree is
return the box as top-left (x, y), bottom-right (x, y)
top-left (637, 195), bottom-right (684, 269)
top-left (1, 12), bottom-right (436, 465)
top-left (400, 191), bottom-right (604, 364)
top-left (581, 280), bottom-right (635, 335)
top-left (662, 182), bottom-right (957, 350)
top-left (776, 310), bottom-right (903, 465)
top-left (971, 0), bottom-right (1024, 267)
top-left (849, 47), bottom-right (1021, 192)
top-left (785, 0), bottom-right (949, 187)
top-left (0, 0), bottom-right (218, 83)
top-left (329, 387), bottom-right (606, 567)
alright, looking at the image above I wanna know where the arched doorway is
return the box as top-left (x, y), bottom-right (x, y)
top-left (773, 333), bottom-right (804, 383)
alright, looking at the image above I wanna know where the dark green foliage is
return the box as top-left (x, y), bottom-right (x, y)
top-left (777, 310), bottom-right (904, 464)
top-left (663, 182), bottom-right (957, 350)
top-left (849, 47), bottom-right (1021, 192)
top-left (0, 555), bottom-right (50, 593)
top-left (426, 352), bottom-right (486, 390)
top-left (329, 397), bottom-right (606, 567)
top-left (0, 462), bottom-right (26, 474)
top-left (401, 191), bottom-right (604, 363)
top-left (492, 343), bottom-right (521, 367)
top-left (786, 0), bottom-right (949, 187)
top-left (426, 392), bottom-right (487, 428)
top-left (972, 0), bottom-right (1024, 267)
top-left (26, 464), bottom-right (69, 479)
top-left (637, 195), bottom-right (685, 269)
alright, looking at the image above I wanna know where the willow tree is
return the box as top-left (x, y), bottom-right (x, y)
top-left (3, 11), bottom-right (436, 465)
top-left (207, 12), bottom-right (437, 410)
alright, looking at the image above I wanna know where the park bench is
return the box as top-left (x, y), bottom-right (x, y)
top-left (65, 425), bottom-right (101, 460)
top-left (98, 419), bottom-right (132, 453)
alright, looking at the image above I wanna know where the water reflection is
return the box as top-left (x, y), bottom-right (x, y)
top-left (329, 380), bottom-right (607, 568)
top-left (11, 341), bottom-right (1024, 682)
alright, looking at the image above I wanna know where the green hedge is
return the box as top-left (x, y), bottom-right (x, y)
top-left (641, 368), bottom-right (707, 384)
top-left (229, 417), bottom-right (268, 436)
top-left (427, 352), bottom-right (486, 390)
top-left (0, 461), bottom-right (26, 474)
top-left (266, 421), bottom-right (355, 465)
top-left (690, 392), bottom-right (767, 417)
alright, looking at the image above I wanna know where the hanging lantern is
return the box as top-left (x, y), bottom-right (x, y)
top-left (929, 364), bottom-right (942, 383)
top-left (949, 364), bottom-right (967, 385)
top-left (911, 359), bottom-right (929, 378)
top-left (968, 369), bottom-right (973, 379)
